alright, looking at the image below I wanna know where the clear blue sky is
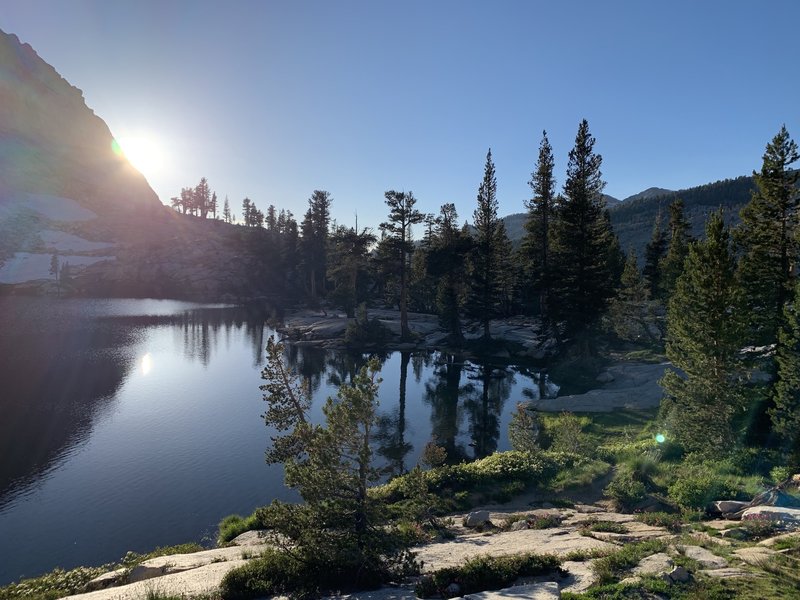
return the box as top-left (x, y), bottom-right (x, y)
top-left (3, 0), bottom-right (798, 229)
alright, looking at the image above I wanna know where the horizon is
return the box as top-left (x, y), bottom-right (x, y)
top-left (3, 0), bottom-right (799, 230)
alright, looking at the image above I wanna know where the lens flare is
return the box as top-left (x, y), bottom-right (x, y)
top-left (141, 353), bottom-right (153, 375)
top-left (111, 139), bottom-right (123, 156)
top-left (655, 433), bottom-right (666, 444)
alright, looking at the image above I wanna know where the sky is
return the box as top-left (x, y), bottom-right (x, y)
top-left (2, 0), bottom-right (799, 229)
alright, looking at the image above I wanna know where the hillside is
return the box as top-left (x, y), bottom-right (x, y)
top-left (0, 29), bottom-right (283, 300)
top-left (498, 178), bottom-right (755, 258)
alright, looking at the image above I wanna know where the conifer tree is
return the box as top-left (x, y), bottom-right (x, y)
top-left (520, 131), bottom-right (556, 316)
top-left (222, 196), bottom-right (232, 223)
top-left (659, 211), bottom-right (744, 454)
top-left (300, 190), bottom-right (332, 300)
top-left (427, 203), bottom-right (471, 342)
top-left (468, 149), bottom-right (501, 340)
top-left (659, 199), bottom-right (692, 299)
top-left (608, 249), bottom-right (658, 343)
top-left (550, 120), bottom-right (616, 349)
top-left (328, 225), bottom-right (376, 317)
top-left (772, 282), bottom-right (800, 461)
top-left (735, 126), bottom-right (800, 348)
top-left (643, 212), bottom-right (667, 299)
top-left (380, 191), bottom-right (424, 339)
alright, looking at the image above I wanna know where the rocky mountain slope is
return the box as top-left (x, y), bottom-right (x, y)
top-left (0, 29), bottom-right (279, 300)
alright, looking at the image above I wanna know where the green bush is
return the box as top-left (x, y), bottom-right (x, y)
top-left (604, 468), bottom-right (647, 510)
top-left (666, 465), bottom-right (738, 509)
top-left (579, 519), bottom-right (628, 534)
top-left (218, 513), bottom-right (261, 544)
top-left (344, 305), bottom-right (390, 347)
top-left (415, 552), bottom-right (561, 598)
top-left (221, 545), bottom-right (412, 600)
top-left (591, 539), bottom-right (667, 585)
top-left (635, 511), bottom-right (683, 533)
top-left (547, 413), bottom-right (594, 456)
top-left (0, 566), bottom-right (109, 600)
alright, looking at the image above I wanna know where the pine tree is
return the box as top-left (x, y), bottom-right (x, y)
top-left (222, 196), bottom-right (231, 223)
top-left (550, 120), bottom-right (616, 349)
top-left (259, 336), bottom-right (414, 587)
top-left (735, 126), bottom-right (800, 348)
top-left (328, 225), bottom-right (376, 317)
top-left (520, 131), bottom-right (557, 316)
top-left (659, 211), bottom-right (744, 454)
top-left (380, 190), bottom-right (424, 340)
top-left (300, 190), bottom-right (332, 300)
top-left (643, 212), bottom-right (667, 299)
top-left (194, 177), bottom-right (211, 218)
top-left (772, 282), bottom-right (800, 461)
top-left (608, 249), bottom-right (657, 343)
top-left (659, 199), bottom-right (692, 299)
top-left (427, 203), bottom-right (471, 342)
top-left (241, 197), bottom-right (252, 226)
top-left (468, 149), bottom-right (501, 340)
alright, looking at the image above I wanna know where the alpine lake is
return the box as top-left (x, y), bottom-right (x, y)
top-left (0, 297), bottom-right (567, 585)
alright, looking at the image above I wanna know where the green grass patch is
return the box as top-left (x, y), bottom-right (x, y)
top-left (415, 552), bottom-right (562, 598)
top-left (579, 519), bottom-right (628, 535)
top-left (591, 539), bottom-right (668, 585)
top-left (635, 511), bottom-right (684, 533)
top-left (0, 543), bottom-right (205, 600)
top-left (218, 513), bottom-right (261, 544)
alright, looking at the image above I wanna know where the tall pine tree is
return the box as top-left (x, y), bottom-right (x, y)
top-left (735, 126), bottom-right (800, 349)
top-left (642, 212), bottom-right (667, 299)
top-left (659, 198), bottom-right (692, 299)
top-left (468, 149), bottom-right (501, 340)
top-left (520, 131), bottom-right (556, 316)
top-left (550, 120), bottom-right (617, 350)
top-left (380, 191), bottom-right (424, 340)
top-left (772, 281), bottom-right (800, 461)
top-left (659, 211), bottom-right (744, 454)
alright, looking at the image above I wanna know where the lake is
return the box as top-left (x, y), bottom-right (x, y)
top-left (0, 297), bottom-right (560, 585)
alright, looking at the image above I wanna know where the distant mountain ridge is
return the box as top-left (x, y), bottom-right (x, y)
top-left (497, 177), bottom-right (755, 258)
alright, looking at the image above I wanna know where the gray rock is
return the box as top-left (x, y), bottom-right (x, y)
top-left (741, 506), bottom-right (800, 523)
top-left (464, 510), bottom-right (492, 528)
top-left (445, 582), bottom-right (462, 597)
top-left (710, 500), bottom-right (749, 514)
top-left (560, 560), bottom-right (598, 593)
top-left (720, 527), bottom-right (750, 540)
top-left (700, 567), bottom-right (752, 579)
top-left (127, 545), bottom-right (268, 583)
top-left (679, 545), bottom-right (728, 569)
top-left (84, 568), bottom-right (126, 591)
top-left (464, 581), bottom-right (559, 600)
top-left (596, 371), bottom-right (615, 383)
top-left (668, 565), bottom-right (690, 583)
top-left (510, 520), bottom-right (529, 531)
top-left (231, 529), bottom-right (270, 546)
top-left (733, 546), bottom-right (776, 566)
top-left (632, 552), bottom-right (674, 576)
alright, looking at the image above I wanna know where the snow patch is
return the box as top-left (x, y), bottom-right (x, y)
top-left (0, 252), bottom-right (114, 284)
top-left (0, 193), bottom-right (98, 222)
top-left (39, 229), bottom-right (114, 253)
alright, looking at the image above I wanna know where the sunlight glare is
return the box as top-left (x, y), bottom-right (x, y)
top-left (113, 134), bottom-right (165, 177)
top-left (141, 352), bottom-right (153, 376)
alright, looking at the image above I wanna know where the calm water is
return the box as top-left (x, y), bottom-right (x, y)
top-left (0, 297), bottom-right (560, 585)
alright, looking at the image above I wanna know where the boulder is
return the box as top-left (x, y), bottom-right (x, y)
top-left (632, 552), bottom-right (674, 577)
top-left (741, 506), bottom-right (800, 524)
top-left (710, 500), bottom-right (749, 514)
top-left (464, 582), bottom-right (560, 600)
top-left (463, 510), bottom-right (492, 528)
top-left (668, 565), bottom-right (690, 583)
top-left (596, 371), bottom-right (615, 383)
top-left (509, 520), bottom-right (529, 531)
top-left (679, 545), bottom-right (728, 569)
top-left (733, 546), bottom-right (776, 566)
top-left (720, 527), bottom-right (750, 540)
top-left (84, 568), bottom-right (126, 591)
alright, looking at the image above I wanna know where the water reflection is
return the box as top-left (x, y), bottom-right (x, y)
top-left (424, 353), bottom-right (469, 462)
top-left (375, 352), bottom-right (413, 477)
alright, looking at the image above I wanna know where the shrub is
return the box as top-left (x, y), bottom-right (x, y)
top-left (591, 539), bottom-right (667, 585)
top-left (508, 403), bottom-right (548, 453)
top-left (415, 552), bottom-right (561, 598)
top-left (344, 304), bottom-right (390, 347)
top-left (635, 511), bottom-right (683, 533)
top-left (218, 513), bottom-right (260, 544)
top-left (667, 465), bottom-right (738, 510)
top-left (604, 468), bottom-right (647, 510)
top-left (547, 413), bottom-right (594, 456)
top-left (579, 519), bottom-right (628, 534)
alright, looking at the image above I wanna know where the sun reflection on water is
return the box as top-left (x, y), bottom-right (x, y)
top-left (141, 353), bottom-right (153, 375)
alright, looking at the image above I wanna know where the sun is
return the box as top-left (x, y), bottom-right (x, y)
top-left (112, 134), bottom-right (165, 177)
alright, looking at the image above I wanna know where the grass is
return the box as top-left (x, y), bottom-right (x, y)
top-left (217, 513), bottom-right (261, 544)
top-left (0, 544), bottom-right (205, 600)
top-left (591, 539), bottom-right (668, 585)
top-left (635, 511), bottom-right (684, 533)
top-left (579, 519), bottom-right (629, 535)
top-left (414, 552), bottom-right (562, 598)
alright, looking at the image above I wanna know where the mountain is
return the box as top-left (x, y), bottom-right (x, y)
top-left (620, 187), bottom-right (674, 203)
top-left (608, 176), bottom-right (755, 257)
top-left (0, 30), bottom-right (282, 300)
